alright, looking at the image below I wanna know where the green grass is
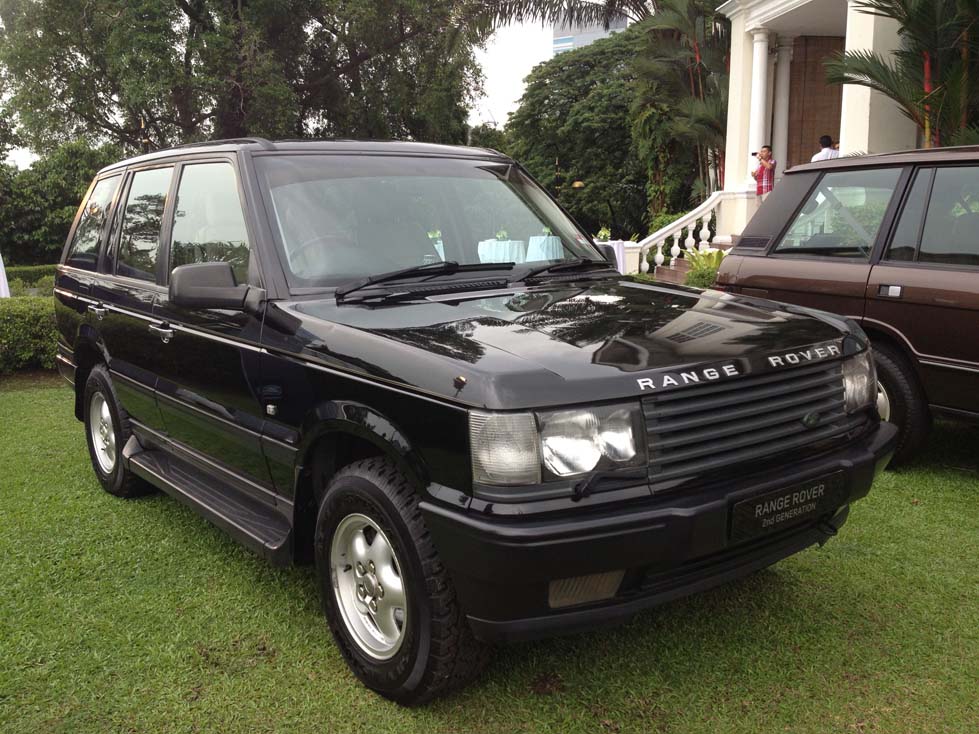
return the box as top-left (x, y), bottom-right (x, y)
top-left (1, 375), bottom-right (977, 733)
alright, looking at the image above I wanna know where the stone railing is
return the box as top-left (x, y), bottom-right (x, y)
top-left (629, 191), bottom-right (732, 274)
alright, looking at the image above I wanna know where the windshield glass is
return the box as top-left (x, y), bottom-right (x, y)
top-left (255, 154), bottom-right (600, 287)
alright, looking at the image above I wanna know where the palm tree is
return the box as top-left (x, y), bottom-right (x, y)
top-left (825, 0), bottom-right (979, 147)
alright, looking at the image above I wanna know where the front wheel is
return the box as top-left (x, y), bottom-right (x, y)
top-left (872, 342), bottom-right (930, 466)
top-left (314, 459), bottom-right (490, 705)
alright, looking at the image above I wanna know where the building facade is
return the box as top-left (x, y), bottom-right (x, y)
top-left (714, 0), bottom-right (920, 240)
top-left (552, 16), bottom-right (629, 55)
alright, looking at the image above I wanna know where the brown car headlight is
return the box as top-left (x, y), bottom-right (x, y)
top-left (538, 404), bottom-right (646, 479)
top-left (842, 350), bottom-right (876, 413)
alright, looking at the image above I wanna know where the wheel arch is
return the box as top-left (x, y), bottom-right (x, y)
top-left (72, 327), bottom-right (108, 421)
top-left (290, 401), bottom-right (430, 563)
top-left (860, 319), bottom-right (928, 391)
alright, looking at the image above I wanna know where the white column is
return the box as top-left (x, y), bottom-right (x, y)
top-left (839, 1), bottom-right (917, 154)
top-left (772, 39), bottom-right (793, 178)
top-left (746, 29), bottom-right (771, 181)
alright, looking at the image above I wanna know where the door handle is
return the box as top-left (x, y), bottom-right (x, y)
top-left (878, 285), bottom-right (903, 298)
top-left (148, 323), bottom-right (174, 344)
top-left (87, 304), bottom-right (107, 320)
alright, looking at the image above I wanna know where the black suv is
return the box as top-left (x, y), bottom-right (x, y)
top-left (54, 138), bottom-right (897, 704)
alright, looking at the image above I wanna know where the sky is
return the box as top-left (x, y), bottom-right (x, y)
top-left (4, 22), bottom-right (552, 169)
top-left (468, 21), bottom-right (553, 129)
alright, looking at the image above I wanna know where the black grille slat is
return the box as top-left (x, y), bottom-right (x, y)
top-left (650, 416), bottom-right (863, 483)
top-left (642, 361), bottom-right (859, 490)
top-left (645, 383), bottom-right (843, 433)
top-left (653, 397), bottom-right (847, 451)
top-left (644, 371), bottom-right (842, 419)
top-left (654, 410), bottom-right (847, 466)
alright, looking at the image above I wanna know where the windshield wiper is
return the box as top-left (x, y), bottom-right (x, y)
top-left (335, 260), bottom-right (515, 302)
top-left (518, 257), bottom-right (616, 282)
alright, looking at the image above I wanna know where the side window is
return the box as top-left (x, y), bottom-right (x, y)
top-left (170, 162), bottom-right (251, 284)
top-left (117, 167), bottom-right (173, 282)
top-left (773, 168), bottom-right (901, 259)
top-left (885, 168), bottom-right (932, 262)
top-left (65, 176), bottom-right (120, 271)
top-left (918, 166), bottom-right (979, 267)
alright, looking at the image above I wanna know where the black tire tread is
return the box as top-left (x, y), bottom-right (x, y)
top-left (873, 342), bottom-right (930, 467)
top-left (323, 458), bottom-right (490, 704)
top-left (83, 365), bottom-right (154, 498)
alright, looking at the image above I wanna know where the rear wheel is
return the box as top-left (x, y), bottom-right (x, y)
top-left (314, 458), bottom-right (490, 704)
top-left (83, 365), bottom-right (154, 498)
top-left (872, 342), bottom-right (930, 466)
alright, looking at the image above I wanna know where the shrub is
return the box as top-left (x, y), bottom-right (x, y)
top-left (8, 278), bottom-right (30, 297)
top-left (683, 248), bottom-right (727, 289)
top-left (0, 296), bottom-right (58, 373)
top-left (6, 263), bottom-right (58, 284)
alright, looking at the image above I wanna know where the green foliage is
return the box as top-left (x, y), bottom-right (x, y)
top-left (682, 246), bottom-right (726, 288)
top-left (0, 0), bottom-right (491, 151)
top-left (507, 26), bottom-right (689, 238)
top-left (826, 0), bottom-right (979, 147)
top-left (684, 263), bottom-right (719, 288)
top-left (0, 296), bottom-right (57, 373)
top-left (0, 140), bottom-right (119, 265)
top-left (468, 124), bottom-right (509, 154)
top-left (4, 264), bottom-right (59, 284)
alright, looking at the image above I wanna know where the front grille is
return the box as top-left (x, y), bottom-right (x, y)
top-left (642, 361), bottom-right (865, 491)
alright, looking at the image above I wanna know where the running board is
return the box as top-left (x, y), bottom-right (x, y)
top-left (123, 438), bottom-right (292, 565)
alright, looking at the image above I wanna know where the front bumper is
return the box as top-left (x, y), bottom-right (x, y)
top-left (421, 420), bottom-right (898, 643)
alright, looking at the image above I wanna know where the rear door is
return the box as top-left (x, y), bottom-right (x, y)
top-left (91, 164), bottom-right (175, 433)
top-left (867, 165), bottom-right (979, 413)
top-left (735, 168), bottom-right (906, 318)
top-left (150, 158), bottom-right (272, 488)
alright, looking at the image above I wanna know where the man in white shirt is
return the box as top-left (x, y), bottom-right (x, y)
top-left (811, 135), bottom-right (840, 162)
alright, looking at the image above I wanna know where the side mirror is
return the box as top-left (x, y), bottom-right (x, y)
top-left (169, 262), bottom-right (249, 310)
top-left (595, 242), bottom-right (618, 271)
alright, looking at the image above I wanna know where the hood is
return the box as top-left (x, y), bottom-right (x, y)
top-left (283, 278), bottom-right (860, 410)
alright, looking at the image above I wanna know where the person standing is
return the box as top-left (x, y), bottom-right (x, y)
top-left (811, 135), bottom-right (840, 162)
top-left (752, 145), bottom-right (776, 201)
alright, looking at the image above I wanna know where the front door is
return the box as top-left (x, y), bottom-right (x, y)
top-left (738, 168), bottom-right (906, 317)
top-left (867, 165), bottom-right (979, 413)
top-left (150, 159), bottom-right (272, 489)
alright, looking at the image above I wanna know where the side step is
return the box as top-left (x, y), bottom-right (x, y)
top-left (123, 437), bottom-right (293, 565)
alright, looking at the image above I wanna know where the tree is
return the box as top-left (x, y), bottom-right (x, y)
top-left (631, 0), bottom-right (729, 199)
top-left (507, 25), bottom-right (695, 238)
top-left (825, 0), bottom-right (979, 147)
top-left (0, 140), bottom-right (120, 264)
top-left (468, 123), bottom-right (509, 153)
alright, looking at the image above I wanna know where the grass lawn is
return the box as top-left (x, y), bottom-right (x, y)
top-left (1, 374), bottom-right (977, 733)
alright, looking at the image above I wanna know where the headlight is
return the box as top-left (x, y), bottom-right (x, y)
top-left (539, 404), bottom-right (645, 479)
top-left (842, 350), bottom-right (876, 413)
top-left (469, 412), bottom-right (541, 485)
top-left (469, 403), bottom-right (646, 486)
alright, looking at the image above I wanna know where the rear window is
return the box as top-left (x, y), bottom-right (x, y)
top-left (773, 169), bottom-right (901, 260)
top-left (64, 176), bottom-right (121, 271)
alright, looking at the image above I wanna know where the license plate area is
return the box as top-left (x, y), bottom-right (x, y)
top-left (731, 472), bottom-right (847, 542)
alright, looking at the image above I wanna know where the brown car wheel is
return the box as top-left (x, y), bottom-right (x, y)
top-left (872, 342), bottom-right (930, 467)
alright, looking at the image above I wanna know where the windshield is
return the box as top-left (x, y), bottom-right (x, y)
top-left (255, 154), bottom-right (600, 288)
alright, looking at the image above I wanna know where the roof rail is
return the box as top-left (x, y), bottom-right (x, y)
top-left (173, 137), bottom-right (276, 151)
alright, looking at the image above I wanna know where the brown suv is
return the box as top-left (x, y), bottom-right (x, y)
top-left (717, 147), bottom-right (979, 464)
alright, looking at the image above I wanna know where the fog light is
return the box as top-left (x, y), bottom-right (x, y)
top-left (548, 570), bottom-right (625, 609)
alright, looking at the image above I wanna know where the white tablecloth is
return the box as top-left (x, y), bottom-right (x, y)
top-left (478, 239), bottom-right (527, 264)
top-left (526, 235), bottom-right (563, 262)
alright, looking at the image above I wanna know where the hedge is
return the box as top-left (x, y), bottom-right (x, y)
top-left (5, 264), bottom-right (59, 285)
top-left (0, 296), bottom-right (58, 374)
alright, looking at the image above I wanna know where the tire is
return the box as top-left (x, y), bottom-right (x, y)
top-left (314, 458), bottom-right (490, 705)
top-left (82, 364), bottom-right (154, 498)
top-left (872, 342), bottom-right (930, 467)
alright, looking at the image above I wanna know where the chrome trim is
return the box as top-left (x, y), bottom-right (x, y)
top-left (266, 349), bottom-right (476, 409)
top-left (919, 359), bottom-right (979, 375)
top-left (155, 389), bottom-right (265, 442)
top-left (53, 287), bottom-right (98, 305)
top-left (169, 322), bottom-right (264, 353)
